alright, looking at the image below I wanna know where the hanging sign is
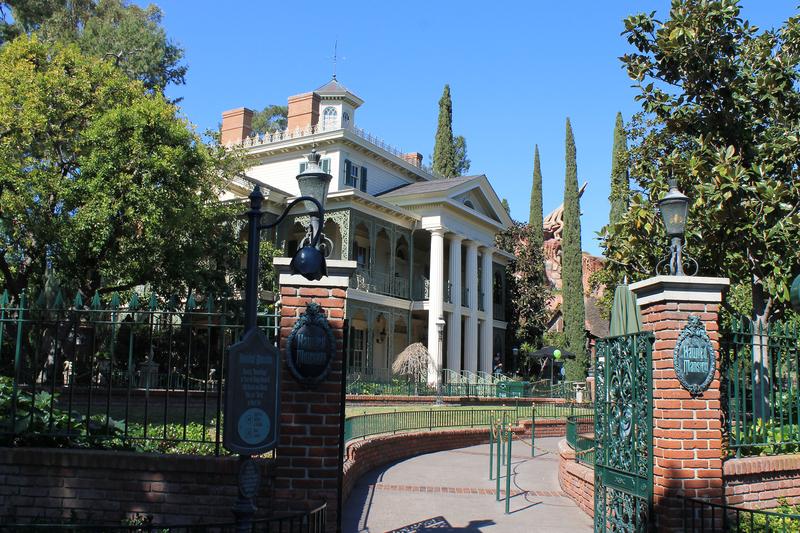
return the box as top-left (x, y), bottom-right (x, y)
top-left (285, 303), bottom-right (336, 388)
top-left (223, 328), bottom-right (280, 454)
top-left (673, 315), bottom-right (716, 396)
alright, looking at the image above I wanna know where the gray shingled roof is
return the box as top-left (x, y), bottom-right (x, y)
top-left (315, 78), bottom-right (351, 95)
top-left (378, 175), bottom-right (484, 198)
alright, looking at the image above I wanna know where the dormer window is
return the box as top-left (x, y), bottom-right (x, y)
top-left (343, 111), bottom-right (350, 126)
top-left (322, 106), bottom-right (338, 130)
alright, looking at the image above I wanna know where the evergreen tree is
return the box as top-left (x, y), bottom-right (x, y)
top-left (432, 85), bottom-right (469, 177)
top-left (432, 85), bottom-right (456, 177)
top-left (501, 198), bottom-right (511, 214)
top-left (529, 145), bottom-right (544, 249)
top-left (561, 119), bottom-right (587, 381)
top-left (608, 112), bottom-right (630, 226)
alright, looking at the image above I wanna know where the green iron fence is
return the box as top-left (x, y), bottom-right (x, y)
top-left (723, 316), bottom-right (800, 456)
top-left (0, 290), bottom-right (279, 455)
top-left (683, 497), bottom-right (800, 532)
top-left (565, 414), bottom-right (595, 467)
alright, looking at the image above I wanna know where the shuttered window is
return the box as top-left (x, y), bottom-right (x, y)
top-left (360, 166), bottom-right (368, 192)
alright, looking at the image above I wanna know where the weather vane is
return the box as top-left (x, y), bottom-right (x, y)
top-left (331, 40), bottom-right (345, 80)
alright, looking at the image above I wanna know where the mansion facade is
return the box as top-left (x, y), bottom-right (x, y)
top-left (220, 78), bottom-right (514, 385)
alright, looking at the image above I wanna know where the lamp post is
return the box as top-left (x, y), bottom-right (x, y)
top-left (228, 149), bottom-right (331, 530)
top-left (435, 316), bottom-right (446, 402)
top-left (657, 178), bottom-right (690, 276)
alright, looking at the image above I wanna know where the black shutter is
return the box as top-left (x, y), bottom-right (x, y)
top-left (360, 166), bottom-right (368, 192)
top-left (344, 159), bottom-right (352, 186)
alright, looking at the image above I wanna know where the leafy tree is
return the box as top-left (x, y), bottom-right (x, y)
top-left (501, 198), bottom-right (511, 214)
top-left (0, 0), bottom-right (186, 92)
top-left (561, 118), bottom-right (587, 381)
top-left (529, 145), bottom-right (544, 241)
top-left (608, 112), bottom-right (629, 226)
top-left (0, 36), bottom-right (243, 302)
top-left (251, 104), bottom-right (288, 135)
top-left (432, 84), bottom-right (469, 177)
top-left (496, 223), bottom-right (550, 375)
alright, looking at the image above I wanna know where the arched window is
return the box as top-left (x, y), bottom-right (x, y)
top-left (322, 106), bottom-right (338, 129)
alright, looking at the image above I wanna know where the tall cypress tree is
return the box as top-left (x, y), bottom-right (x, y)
top-left (529, 145), bottom-right (544, 249)
top-left (608, 112), bottom-right (630, 226)
top-left (432, 85), bottom-right (457, 178)
top-left (561, 118), bottom-right (587, 381)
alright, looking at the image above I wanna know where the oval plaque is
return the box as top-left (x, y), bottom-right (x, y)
top-left (674, 315), bottom-right (716, 396)
top-left (285, 303), bottom-right (336, 388)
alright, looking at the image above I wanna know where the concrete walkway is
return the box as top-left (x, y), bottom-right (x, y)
top-left (342, 436), bottom-right (593, 533)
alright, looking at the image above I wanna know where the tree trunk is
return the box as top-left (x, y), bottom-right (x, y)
top-left (751, 276), bottom-right (772, 421)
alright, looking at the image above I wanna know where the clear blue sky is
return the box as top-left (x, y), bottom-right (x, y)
top-left (144, 1), bottom-right (797, 255)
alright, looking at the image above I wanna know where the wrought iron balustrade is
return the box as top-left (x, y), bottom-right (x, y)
top-left (682, 497), bottom-right (800, 532)
top-left (349, 269), bottom-right (410, 300)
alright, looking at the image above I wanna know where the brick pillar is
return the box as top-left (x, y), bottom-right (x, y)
top-left (629, 275), bottom-right (729, 532)
top-left (272, 258), bottom-right (356, 532)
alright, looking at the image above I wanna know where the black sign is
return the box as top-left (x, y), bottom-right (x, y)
top-left (674, 315), bottom-right (716, 396)
top-left (223, 329), bottom-right (280, 454)
top-left (285, 303), bottom-right (336, 387)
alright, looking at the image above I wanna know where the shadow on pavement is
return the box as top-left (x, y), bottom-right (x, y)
top-left (386, 517), bottom-right (496, 532)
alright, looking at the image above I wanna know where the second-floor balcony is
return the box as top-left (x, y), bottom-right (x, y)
top-left (350, 269), bottom-right (410, 300)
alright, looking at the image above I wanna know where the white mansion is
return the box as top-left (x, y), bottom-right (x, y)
top-left (220, 78), bottom-right (515, 385)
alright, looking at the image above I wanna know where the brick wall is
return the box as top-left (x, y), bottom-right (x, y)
top-left (274, 285), bottom-right (346, 532)
top-left (724, 455), bottom-right (800, 510)
top-left (639, 300), bottom-right (724, 531)
top-left (558, 439), bottom-right (594, 518)
top-left (0, 447), bottom-right (272, 525)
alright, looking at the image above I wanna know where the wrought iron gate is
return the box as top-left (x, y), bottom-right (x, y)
top-left (594, 332), bottom-right (654, 532)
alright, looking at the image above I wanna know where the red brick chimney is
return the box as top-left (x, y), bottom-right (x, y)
top-left (287, 92), bottom-right (321, 131)
top-left (220, 107), bottom-right (253, 145)
top-left (402, 152), bottom-right (423, 167)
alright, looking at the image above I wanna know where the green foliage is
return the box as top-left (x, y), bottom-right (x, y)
top-left (0, 37), bottom-right (245, 301)
top-left (496, 223), bottom-right (550, 372)
top-left (737, 499), bottom-right (800, 533)
top-left (561, 119), bottom-right (587, 380)
top-left (608, 112), bottom-right (630, 226)
top-left (501, 198), bottom-right (510, 214)
top-left (1, 0), bottom-right (186, 92)
top-left (529, 145), bottom-right (544, 250)
top-left (603, 0), bottom-right (800, 325)
top-left (432, 85), bottom-right (469, 177)
top-left (251, 104), bottom-right (288, 134)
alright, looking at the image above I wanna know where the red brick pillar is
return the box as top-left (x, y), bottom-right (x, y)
top-left (272, 258), bottom-right (355, 532)
top-left (630, 276), bottom-right (729, 532)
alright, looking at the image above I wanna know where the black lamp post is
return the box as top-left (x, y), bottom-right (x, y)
top-left (657, 178), bottom-right (690, 276)
top-left (232, 149), bottom-right (330, 530)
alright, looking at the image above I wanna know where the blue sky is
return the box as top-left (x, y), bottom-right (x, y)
top-left (145, 1), bottom-right (797, 255)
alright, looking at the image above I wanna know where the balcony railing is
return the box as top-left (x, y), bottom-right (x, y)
top-left (350, 269), bottom-right (409, 299)
top-left (235, 123), bottom-right (442, 180)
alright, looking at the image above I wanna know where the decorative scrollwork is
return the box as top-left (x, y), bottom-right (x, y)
top-left (655, 251), bottom-right (699, 276)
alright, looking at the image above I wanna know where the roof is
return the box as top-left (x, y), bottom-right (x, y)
top-left (377, 175), bottom-right (483, 198)
top-left (315, 77), bottom-right (351, 95)
top-left (585, 296), bottom-right (610, 339)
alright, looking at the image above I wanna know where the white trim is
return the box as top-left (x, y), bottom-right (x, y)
top-left (629, 275), bottom-right (730, 306)
top-left (346, 289), bottom-right (412, 310)
top-left (273, 258), bottom-right (357, 288)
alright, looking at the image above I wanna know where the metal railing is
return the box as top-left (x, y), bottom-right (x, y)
top-left (236, 122), bottom-right (442, 179)
top-left (0, 502), bottom-right (326, 532)
top-left (566, 414), bottom-right (595, 467)
top-left (349, 269), bottom-right (410, 299)
top-left (723, 316), bottom-right (800, 456)
top-left (682, 497), bottom-right (800, 532)
top-left (0, 290), bottom-right (279, 455)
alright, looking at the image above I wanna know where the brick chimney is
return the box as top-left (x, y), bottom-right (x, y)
top-left (220, 107), bottom-right (253, 146)
top-left (402, 152), bottom-right (423, 167)
top-left (287, 92), bottom-right (321, 131)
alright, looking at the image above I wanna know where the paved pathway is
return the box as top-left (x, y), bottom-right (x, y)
top-left (342, 436), bottom-right (593, 533)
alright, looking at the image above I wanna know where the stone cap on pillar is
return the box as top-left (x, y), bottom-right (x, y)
top-left (273, 257), bottom-right (356, 288)
top-left (629, 275), bottom-right (730, 306)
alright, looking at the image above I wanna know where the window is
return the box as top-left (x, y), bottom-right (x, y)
top-left (360, 166), bottom-right (368, 192)
top-left (348, 327), bottom-right (365, 369)
top-left (345, 159), bottom-right (358, 188)
top-left (299, 158), bottom-right (330, 174)
top-left (343, 111), bottom-right (350, 125)
top-left (355, 244), bottom-right (368, 268)
top-left (322, 106), bottom-right (337, 129)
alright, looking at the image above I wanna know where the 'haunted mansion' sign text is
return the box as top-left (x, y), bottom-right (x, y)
top-left (286, 303), bottom-right (336, 388)
top-left (673, 315), bottom-right (716, 396)
top-left (223, 329), bottom-right (280, 454)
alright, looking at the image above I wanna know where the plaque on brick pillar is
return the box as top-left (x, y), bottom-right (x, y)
top-left (285, 302), bottom-right (336, 388)
top-left (674, 315), bottom-right (716, 396)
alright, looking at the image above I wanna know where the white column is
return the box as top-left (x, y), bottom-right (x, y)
top-left (426, 227), bottom-right (446, 386)
top-left (480, 247), bottom-right (494, 374)
top-left (447, 235), bottom-right (463, 375)
top-left (464, 241), bottom-right (479, 373)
